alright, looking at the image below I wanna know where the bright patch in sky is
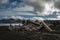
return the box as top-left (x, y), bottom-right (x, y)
top-left (45, 3), bottom-right (51, 12)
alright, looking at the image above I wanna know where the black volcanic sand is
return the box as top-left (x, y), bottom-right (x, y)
top-left (0, 31), bottom-right (60, 40)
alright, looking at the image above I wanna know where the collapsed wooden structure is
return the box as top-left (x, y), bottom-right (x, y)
top-left (8, 20), bottom-right (54, 32)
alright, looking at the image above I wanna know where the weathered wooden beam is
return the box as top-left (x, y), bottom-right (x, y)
top-left (30, 21), bottom-right (53, 32)
top-left (42, 21), bottom-right (53, 32)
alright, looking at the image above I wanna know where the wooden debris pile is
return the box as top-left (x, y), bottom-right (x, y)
top-left (8, 20), bottom-right (54, 32)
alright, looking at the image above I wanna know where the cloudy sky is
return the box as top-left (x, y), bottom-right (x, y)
top-left (0, 0), bottom-right (60, 18)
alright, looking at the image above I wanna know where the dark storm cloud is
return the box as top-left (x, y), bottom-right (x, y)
top-left (23, 0), bottom-right (54, 13)
top-left (0, 0), bottom-right (23, 10)
top-left (32, 2), bottom-right (45, 13)
top-left (23, 0), bottom-right (60, 13)
top-left (42, 0), bottom-right (54, 2)
top-left (9, 0), bottom-right (23, 3)
top-left (54, 0), bottom-right (60, 9)
top-left (1, 0), bottom-right (60, 13)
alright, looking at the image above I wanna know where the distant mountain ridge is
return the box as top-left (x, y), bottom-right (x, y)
top-left (0, 16), bottom-right (23, 23)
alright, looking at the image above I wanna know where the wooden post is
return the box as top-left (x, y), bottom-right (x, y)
top-left (42, 21), bottom-right (53, 32)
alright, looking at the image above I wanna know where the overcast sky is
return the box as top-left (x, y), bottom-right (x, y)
top-left (0, 0), bottom-right (60, 17)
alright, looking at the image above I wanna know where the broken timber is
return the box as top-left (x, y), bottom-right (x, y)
top-left (30, 21), bottom-right (53, 32)
top-left (42, 21), bottom-right (53, 32)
